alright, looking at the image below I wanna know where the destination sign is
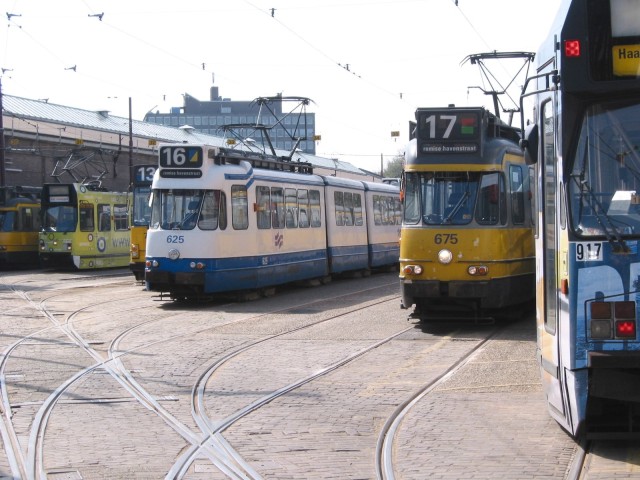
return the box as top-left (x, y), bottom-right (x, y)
top-left (159, 146), bottom-right (204, 169)
top-left (417, 110), bottom-right (481, 154)
top-left (421, 143), bottom-right (478, 154)
top-left (160, 169), bottom-right (203, 179)
top-left (612, 44), bottom-right (640, 77)
top-left (133, 164), bottom-right (158, 185)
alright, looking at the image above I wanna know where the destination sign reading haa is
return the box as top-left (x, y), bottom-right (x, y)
top-left (421, 143), bottom-right (478, 154)
top-left (613, 44), bottom-right (640, 76)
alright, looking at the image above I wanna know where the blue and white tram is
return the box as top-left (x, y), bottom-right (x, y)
top-left (520, 0), bottom-right (640, 437)
top-left (144, 144), bottom-right (400, 300)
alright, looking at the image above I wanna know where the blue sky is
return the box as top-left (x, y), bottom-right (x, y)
top-left (0, 0), bottom-right (561, 170)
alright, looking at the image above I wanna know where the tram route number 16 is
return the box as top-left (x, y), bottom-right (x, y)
top-left (159, 146), bottom-right (203, 168)
top-left (576, 242), bottom-right (603, 261)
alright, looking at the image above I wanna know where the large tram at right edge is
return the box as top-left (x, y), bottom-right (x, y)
top-left (520, 0), bottom-right (640, 437)
top-left (399, 106), bottom-right (535, 322)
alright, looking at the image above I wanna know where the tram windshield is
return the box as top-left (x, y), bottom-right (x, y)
top-left (132, 186), bottom-right (152, 227)
top-left (0, 211), bottom-right (15, 232)
top-left (403, 171), bottom-right (506, 226)
top-left (569, 101), bottom-right (640, 239)
top-left (42, 205), bottom-right (77, 232)
top-left (150, 189), bottom-right (227, 231)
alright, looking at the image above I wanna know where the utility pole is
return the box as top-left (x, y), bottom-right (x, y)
top-left (380, 153), bottom-right (383, 177)
top-left (0, 77), bottom-right (5, 187)
top-left (129, 97), bottom-right (133, 188)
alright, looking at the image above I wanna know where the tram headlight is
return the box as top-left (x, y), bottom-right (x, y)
top-left (168, 249), bottom-right (180, 261)
top-left (403, 264), bottom-right (423, 275)
top-left (0, 245), bottom-right (6, 251)
top-left (437, 249), bottom-right (453, 265)
top-left (131, 244), bottom-right (139, 259)
top-left (468, 265), bottom-right (488, 276)
top-left (190, 261), bottom-right (205, 270)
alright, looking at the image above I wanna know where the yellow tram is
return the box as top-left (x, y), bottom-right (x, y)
top-left (399, 106), bottom-right (535, 321)
top-left (129, 164), bottom-right (157, 280)
top-left (0, 186), bottom-right (42, 266)
top-left (39, 183), bottom-right (131, 269)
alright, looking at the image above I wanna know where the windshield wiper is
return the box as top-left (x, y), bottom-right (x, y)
top-left (443, 190), bottom-right (470, 224)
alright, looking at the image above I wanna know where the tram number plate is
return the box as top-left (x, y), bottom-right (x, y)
top-left (576, 242), bottom-right (603, 261)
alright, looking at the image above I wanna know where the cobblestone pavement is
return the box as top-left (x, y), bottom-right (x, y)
top-left (0, 269), bottom-right (635, 479)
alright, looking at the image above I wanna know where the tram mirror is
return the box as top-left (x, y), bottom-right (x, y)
top-left (521, 123), bottom-right (539, 165)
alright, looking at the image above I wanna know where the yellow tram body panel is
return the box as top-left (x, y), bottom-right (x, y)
top-left (399, 226), bottom-right (535, 312)
top-left (0, 230), bottom-right (38, 257)
top-left (129, 224), bottom-right (148, 279)
top-left (400, 226), bottom-right (535, 281)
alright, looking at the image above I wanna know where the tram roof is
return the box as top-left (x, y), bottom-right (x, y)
top-left (1, 94), bottom-right (365, 176)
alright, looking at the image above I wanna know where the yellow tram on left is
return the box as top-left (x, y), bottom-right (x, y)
top-left (39, 183), bottom-right (131, 269)
top-left (0, 186), bottom-right (42, 266)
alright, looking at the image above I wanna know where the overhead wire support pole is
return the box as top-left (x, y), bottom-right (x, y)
top-left (129, 97), bottom-right (133, 189)
top-left (0, 77), bottom-right (5, 187)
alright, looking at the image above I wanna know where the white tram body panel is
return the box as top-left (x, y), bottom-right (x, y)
top-left (322, 176), bottom-right (369, 273)
top-left (362, 181), bottom-right (401, 268)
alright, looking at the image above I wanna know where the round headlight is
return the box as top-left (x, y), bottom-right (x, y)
top-left (438, 249), bottom-right (453, 264)
top-left (168, 248), bottom-right (180, 261)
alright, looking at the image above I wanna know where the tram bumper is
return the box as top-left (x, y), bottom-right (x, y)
top-left (401, 280), bottom-right (489, 306)
top-left (588, 352), bottom-right (640, 403)
top-left (145, 269), bottom-right (205, 292)
top-left (401, 277), bottom-right (526, 309)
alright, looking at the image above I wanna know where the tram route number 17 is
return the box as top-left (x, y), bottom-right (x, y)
top-left (576, 242), bottom-right (603, 261)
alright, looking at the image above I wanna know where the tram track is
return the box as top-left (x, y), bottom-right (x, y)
top-left (375, 325), bottom-right (500, 479)
top-left (169, 296), bottom-right (414, 478)
top-left (2, 272), bottom-right (408, 478)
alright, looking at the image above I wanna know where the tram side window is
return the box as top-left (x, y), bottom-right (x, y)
top-left (310, 190), bottom-right (321, 227)
top-left (19, 207), bottom-right (41, 231)
top-left (199, 190), bottom-right (226, 230)
top-left (298, 189), bottom-right (310, 228)
top-left (343, 192), bottom-right (354, 226)
top-left (271, 187), bottom-right (285, 229)
top-left (285, 188), bottom-right (298, 228)
top-left (510, 166), bottom-right (525, 225)
top-left (334, 191), bottom-right (345, 226)
top-left (402, 173), bottom-right (421, 224)
top-left (79, 204), bottom-right (94, 232)
top-left (373, 195), bottom-right (383, 225)
top-left (114, 204), bottom-right (128, 231)
top-left (98, 204), bottom-right (111, 231)
top-left (256, 186), bottom-right (271, 229)
top-left (376, 195), bottom-right (396, 225)
top-left (394, 198), bottom-right (402, 225)
top-left (476, 173), bottom-right (506, 225)
top-left (232, 186), bottom-right (248, 230)
top-left (353, 193), bottom-right (363, 226)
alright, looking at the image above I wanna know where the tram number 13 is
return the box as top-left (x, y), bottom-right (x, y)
top-left (576, 242), bottom-right (603, 261)
top-left (434, 234), bottom-right (458, 245)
